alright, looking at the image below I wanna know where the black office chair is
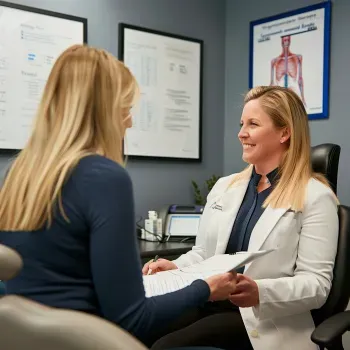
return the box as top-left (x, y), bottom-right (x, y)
top-left (309, 144), bottom-right (350, 350)
top-left (310, 205), bottom-right (350, 350)
top-left (311, 143), bottom-right (341, 195)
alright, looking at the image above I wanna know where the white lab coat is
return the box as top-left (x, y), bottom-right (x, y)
top-left (173, 172), bottom-right (339, 350)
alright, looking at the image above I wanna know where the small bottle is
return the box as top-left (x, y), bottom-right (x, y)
top-left (145, 211), bottom-right (157, 234)
top-left (150, 211), bottom-right (163, 236)
top-left (145, 211), bottom-right (163, 237)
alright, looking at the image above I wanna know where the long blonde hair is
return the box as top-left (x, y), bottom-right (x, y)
top-left (0, 44), bottom-right (138, 231)
top-left (231, 86), bottom-right (335, 211)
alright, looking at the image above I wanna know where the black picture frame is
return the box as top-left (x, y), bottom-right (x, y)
top-left (119, 23), bottom-right (203, 162)
top-left (0, 1), bottom-right (87, 153)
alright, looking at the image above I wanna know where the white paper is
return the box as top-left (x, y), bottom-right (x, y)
top-left (0, 5), bottom-right (84, 150)
top-left (143, 250), bottom-right (274, 297)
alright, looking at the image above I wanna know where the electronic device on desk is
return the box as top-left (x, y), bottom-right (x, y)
top-left (159, 204), bottom-right (204, 242)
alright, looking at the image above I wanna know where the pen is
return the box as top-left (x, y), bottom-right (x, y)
top-left (147, 254), bottom-right (159, 275)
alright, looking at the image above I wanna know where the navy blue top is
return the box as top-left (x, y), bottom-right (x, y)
top-left (225, 167), bottom-right (279, 255)
top-left (0, 155), bottom-right (210, 341)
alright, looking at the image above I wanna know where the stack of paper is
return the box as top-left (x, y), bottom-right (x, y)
top-left (143, 249), bottom-right (274, 297)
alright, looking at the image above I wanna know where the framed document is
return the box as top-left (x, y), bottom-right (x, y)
top-left (0, 1), bottom-right (87, 151)
top-left (119, 23), bottom-right (203, 161)
top-left (249, 2), bottom-right (331, 120)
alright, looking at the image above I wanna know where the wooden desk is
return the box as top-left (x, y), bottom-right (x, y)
top-left (138, 240), bottom-right (194, 263)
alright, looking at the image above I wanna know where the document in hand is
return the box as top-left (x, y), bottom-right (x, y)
top-left (143, 249), bottom-right (275, 297)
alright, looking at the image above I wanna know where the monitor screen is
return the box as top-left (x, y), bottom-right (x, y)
top-left (168, 214), bottom-right (201, 236)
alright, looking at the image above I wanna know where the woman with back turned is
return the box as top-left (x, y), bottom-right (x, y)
top-left (0, 45), bottom-right (236, 347)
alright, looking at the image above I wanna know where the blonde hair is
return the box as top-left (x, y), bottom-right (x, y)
top-left (0, 44), bottom-right (138, 231)
top-left (231, 86), bottom-right (336, 211)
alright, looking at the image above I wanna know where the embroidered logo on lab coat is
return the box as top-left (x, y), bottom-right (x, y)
top-left (210, 202), bottom-right (223, 211)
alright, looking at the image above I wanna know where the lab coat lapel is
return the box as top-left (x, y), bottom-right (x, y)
top-left (243, 205), bottom-right (288, 274)
top-left (247, 205), bottom-right (288, 253)
top-left (215, 179), bottom-right (250, 254)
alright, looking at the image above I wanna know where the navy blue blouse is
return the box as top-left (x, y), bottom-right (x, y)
top-left (225, 167), bottom-right (279, 255)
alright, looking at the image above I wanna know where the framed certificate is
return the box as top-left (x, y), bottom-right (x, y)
top-left (0, 1), bottom-right (87, 151)
top-left (119, 23), bottom-right (203, 161)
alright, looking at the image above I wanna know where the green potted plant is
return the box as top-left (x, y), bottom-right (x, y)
top-left (191, 174), bottom-right (221, 206)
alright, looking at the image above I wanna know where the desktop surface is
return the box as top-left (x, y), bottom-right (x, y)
top-left (138, 240), bottom-right (194, 261)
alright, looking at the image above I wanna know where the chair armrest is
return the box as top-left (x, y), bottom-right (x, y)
top-left (311, 311), bottom-right (350, 347)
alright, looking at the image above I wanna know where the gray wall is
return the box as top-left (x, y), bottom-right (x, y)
top-left (1, 0), bottom-right (226, 219)
top-left (225, 0), bottom-right (350, 207)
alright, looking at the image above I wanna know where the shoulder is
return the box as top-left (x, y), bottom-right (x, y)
top-left (71, 155), bottom-right (132, 191)
top-left (305, 178), bottom-right (338, 208)
top-left (215, 174), bottom-right (237, 190)
top-left (305, 178), bottom-right (337, 204)
top-left (215, 174), bottom-right (238, 187)
top-left (207, 173), bottom-right (238, 199)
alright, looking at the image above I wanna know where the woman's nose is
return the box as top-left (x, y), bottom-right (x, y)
top-left (238, 127), bottom-right (248, 139)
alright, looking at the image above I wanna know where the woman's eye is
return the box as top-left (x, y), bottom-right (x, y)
top-left (240, 122), bottom-right (258, 127)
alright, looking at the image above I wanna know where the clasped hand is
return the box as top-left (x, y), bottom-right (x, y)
top-left (228, 273), bottom-right (259, 308)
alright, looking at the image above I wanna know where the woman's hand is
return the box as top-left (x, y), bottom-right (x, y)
top-left (142, 258), bottom-right (177, 275)
top-left (205, 271), bottom-right (237, 301)
top-left (229, 273), bottom-right (259, 307)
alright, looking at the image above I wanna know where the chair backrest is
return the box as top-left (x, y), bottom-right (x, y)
top-left (310, 143), bottom-right (346, 326)
top-left (311, 205), bottom-right (350, 326)
top-left (0, 244), bottom-right (23, 281)
top-left (0, 295), bottom-right (148, 350)
top-left (311, 143), bottom-right (341, 194)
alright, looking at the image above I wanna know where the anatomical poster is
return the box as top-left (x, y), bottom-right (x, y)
top-left (249, 2), bottom-right (331, 120)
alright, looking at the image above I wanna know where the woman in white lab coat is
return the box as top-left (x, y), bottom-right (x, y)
top-left (143, 86), bottom-right (339, 350)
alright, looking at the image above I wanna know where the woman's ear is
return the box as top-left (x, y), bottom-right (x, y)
top-left (280, 127), bottom-right (291, 144)
top-left (123, 114), bottom-right (133, 129)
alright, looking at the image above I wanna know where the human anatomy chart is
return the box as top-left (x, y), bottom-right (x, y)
top-left (249, 3), bottom-right (331, 119)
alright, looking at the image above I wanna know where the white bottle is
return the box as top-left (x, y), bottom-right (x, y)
top-left (145, 211), bottom-right (163, 236)
top-left (145, 211), bottom-right (157, 234)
